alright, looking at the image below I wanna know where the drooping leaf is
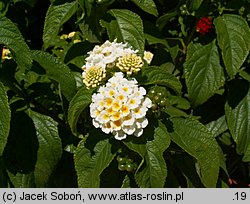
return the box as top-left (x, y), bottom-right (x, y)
top-left (140, 66), bottom-right (182, 95)
top-left (184, 40), bottom-right (225, 106)
top-left (225, 79), bottom-right (250, 162)
top-left (124, 121), bottom-right (170, 187)
top-left (206, 115), bottom-right (228, 137)
top-left (100, 9), bottom-right (145, 53)
top-left (214, 14), bottom-right (250, 78)
top-left (29, 111), bottom-right (62, 187)
top-left (130, 0), bottom-right (158, 16)
top-left (186, 0), bottom-right (204, 11)
top-left (0, 82), bottom-right (11, 156)
top-left (74, 138), bottom-right (116, 187)
top-left (68, 87), bottom-right (93, 135)
top-left (32, 50), bottom-right (76, 101)
top-left (0, 16), bottom-right (32, 69)
top-left (169, 117), bottom-right (220, 187)
top-left (43, 1), bottom-right (78, 48)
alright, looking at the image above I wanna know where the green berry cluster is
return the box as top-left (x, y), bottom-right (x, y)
top-left (179, 4), bottom-right (189, 16)
top-left (147, 86), bottom-right (169, 112)
top-left (116, 149), bottom-right (138, 173)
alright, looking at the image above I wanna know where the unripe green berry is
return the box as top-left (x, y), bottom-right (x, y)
top-left (151, 103), bottom-right (158, 110)
top-left (154, 95), bottom-right (161, 103)
top-left (159, 98), bottom-right (167, 107)
top-left (118, 164), bottom-right (126, 171)
top-left (126, 163), bottom-right (134, 172)
top-left (117, 155), bottom-right (127, 164)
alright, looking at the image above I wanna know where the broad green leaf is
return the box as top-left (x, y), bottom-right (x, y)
top-left (186, 0), bottom-right (204, 11)
top-left (214, 14), bottom-right (250, 78)
top-left (100, 9), bottom-right (145, 53)
top-left (225, 80), bottom-right (250, 162)
top-left (169, 117), bottom-right (220, 187)
top-left (43, 1), bottom-right (78, 48)
top-left (7, 172), bottom-right (35, 188)
top-left (156, 11), bottom-right (177, 31)
top-left (168, 95), bottom-right (191, 110)
top-left (0, 82), bottom-right (11, 156)
top-left (130, 0), bottom-right (158, 16)
top-left (32, 50), bottom-right (76, 101)
top-left (206, 115), bottom-right (228, 137)
top-left (125, 121), bottom-right (170, 187)
top-left (0, 16), bottom-right (32, 69)
top-left (68, 87), bottom-right (93, 135)
top-left (141, 66), bottom-right (182, 95)
top-left (29, 111), bottom-right (62, 187)
top-left (184, 40), bottom-right (225, 106)
top-left (74, 138), bottom-right (116, 187)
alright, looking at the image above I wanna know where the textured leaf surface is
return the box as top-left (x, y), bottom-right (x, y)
top-left (130, 0), bottom-right (158, 16)
top-left (169, 117), bottom-right (220, 187)
top-left (225, 80), bottom-right (250, 161)
top-left (141, 66), bottom-right (182, 94)
top-left (186, 0), bottom-right (204, 11)
top-left (43, 1), bottom-right (78, 48)
top-left (125, 121), bottom-right (170, 187)
top-left (30, 111), bottom-right (62, 187)
top-left (0, 82), bottom-right (11, 156)
top-left (214, 14), bottom-right (250, 78)
top-left (100, 9), bottom-right (144, 52)
top-left (184, 40), bottom-right (225, 106)
top-left (74, 138), bottom-right (115, 187)
top-left (0, 16), bottom-right (32, 69)
top-left (7, 172), bottom-right (35, 188)
top-left (206, 115), bottom-right (228, 137)
top-left (32, 50), bottom-right (76, 101)
top-left (68, 87), bottom-right (93, 135)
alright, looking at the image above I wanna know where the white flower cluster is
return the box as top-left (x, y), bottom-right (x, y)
top-left (83, 39), bottom-right (138, 70)
top-left (90, 72), bottom-right (152, 140)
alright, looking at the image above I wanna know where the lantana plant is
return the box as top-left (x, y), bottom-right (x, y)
top-left (0, 0), bottom-right (249, 188)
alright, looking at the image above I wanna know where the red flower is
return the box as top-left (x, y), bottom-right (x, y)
top-left (196, 17), bottom-right (213, 35)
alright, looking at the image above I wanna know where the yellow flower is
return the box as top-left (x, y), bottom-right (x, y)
top-left (2, 47), bottom-right (11, 60)
top-left (82, 66), bottom-right (106, 88)
top-left (116, 54), bottom-right (143, 75)
top-left (143, 51), bottom-right (153, 64)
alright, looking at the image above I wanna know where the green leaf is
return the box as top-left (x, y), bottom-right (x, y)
top-left (7, 172), bottom-right (35, 188)
top-left (74, 138), bottom-right (116, 187)
top-left (0, 16), bottom-right (32, 69)
top-left (214, 14), bottom-right (250, 78)
top-left (186, 0), bottom-right (204, 12)
top-left (68, 87), bottom-right (93, 135)
top-left (100, 9), bottom-right (145, 53)
top-left (184, 40), bottom-right (225, 106)
top-left (0, 82), bottom-right (11, 156)
top-left (169, 117), bottom-right (220, 187)
top-left (43, 1), bottom-right (78, 48)
top-left (29, 111), bottom-right (62, 187)
top-left (205, 115), bottom-right (228, 137)
top-left (141, 66), bottom-right (182, 95)
top-left (225, 80), bottom-right (250, 161)
top-left (32, 50), bottom-right (76, 101)
top-left (121, 175), bottom-right (131, 188)
top-left (125, 121), bottom-right (170, 187)
top-left (130, 0), bottom-right (158, 16)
